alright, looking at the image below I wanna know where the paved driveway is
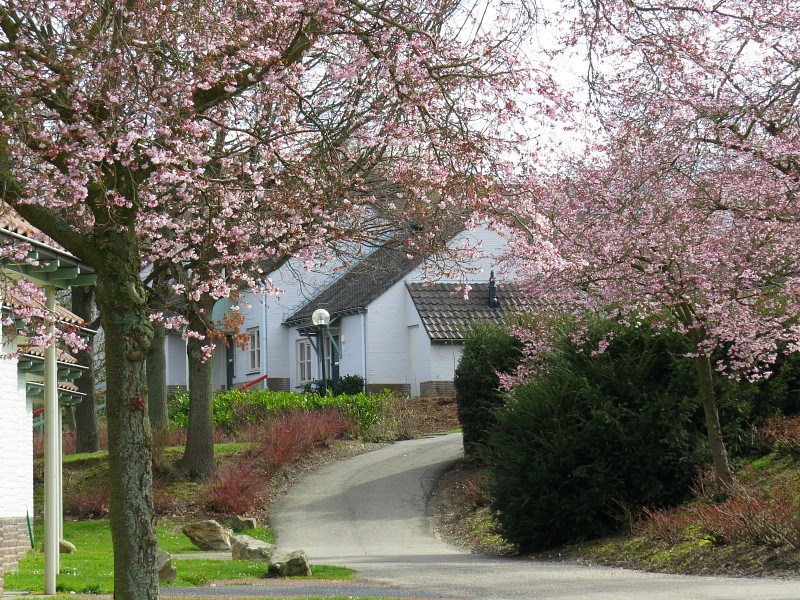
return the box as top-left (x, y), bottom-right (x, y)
top-left (267, 433), bottom-right (800, 600)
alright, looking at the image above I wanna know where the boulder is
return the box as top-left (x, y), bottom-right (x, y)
top-left (268, 550), bottom-right (312, 577)
top-left (231, 516), bottom-right (257, 531)
top-left (181, 520), bottom-right (232, 551)
top-left (156, 550), bottom-right (177, 583)
top-left (230, 534), bottom-right (275, 561)
top-left (59, 539), bottom-right (77, 554)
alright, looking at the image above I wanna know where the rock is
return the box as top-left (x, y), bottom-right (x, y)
top-left (268, 550), bottom-right (312, 577)
top-left (230, 534), bottom-right (275, 561)
top-left (59, 539), bottom-right (77, 554)
top-left (181, 520), bottom-right (232, 551)
top-left (156, 549), bottom-right (177, 583)
top-left (231, 516), bottom-right (257, 531)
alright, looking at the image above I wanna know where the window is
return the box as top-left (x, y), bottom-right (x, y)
top-left (247, 328), bottom-right (260, 371)
top-left (324, 333), bottom-right (340, 381)
top-left (297, 339), bottom-right (312, 384)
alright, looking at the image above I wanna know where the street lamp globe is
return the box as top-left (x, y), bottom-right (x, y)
top-left (312, 308), bottom-right (330, 326)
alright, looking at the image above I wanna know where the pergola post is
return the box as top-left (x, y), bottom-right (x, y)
top-left (43, 284), bottom-right (59, 594)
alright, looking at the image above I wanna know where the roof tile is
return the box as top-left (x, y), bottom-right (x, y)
top-left (407, 282), bottom-right (535, 341)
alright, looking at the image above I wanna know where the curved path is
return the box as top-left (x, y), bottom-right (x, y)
top-left (268, 433), bottom-right (800, 600)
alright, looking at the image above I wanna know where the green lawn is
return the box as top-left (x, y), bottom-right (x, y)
top-left (6, 519), bottom-right (351, 594)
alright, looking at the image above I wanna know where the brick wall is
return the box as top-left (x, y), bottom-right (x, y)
top-left (0, 516), bottom-right (30, 592)
top-left (420, 380), bottom-right (455, 397)
top-left (267, 378), bottom-right (291, 392)
top-left (366, 383), bottom-right (410, 395)
top-left (166, 384), bottom-right (187, 398)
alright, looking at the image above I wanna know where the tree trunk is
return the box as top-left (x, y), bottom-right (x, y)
top-left (147, 319), bottom-right (169, 431)
top-left (72, 286), bottom-right (100, 453)
top-left (93, 238), bottom-right (158, 600)
top-left (177, 332), bottom-right (216, 479)
top-left (693, 353), bottom-right (733, 486)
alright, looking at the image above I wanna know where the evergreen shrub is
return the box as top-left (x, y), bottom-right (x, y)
top-left (454, 320), bottom-right (522, 458)
top-left (489, 318), bottom-right (704, 550)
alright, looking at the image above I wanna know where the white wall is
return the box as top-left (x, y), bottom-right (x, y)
top-left (336, 313), bottom-right (366, 381)
top-left (165, 334), bottom-right (187, 387)
top-left (429, 343), bottom-right (463, 382)
top-left (365, 279), bottom-right (411, 386)
top-left (407, 225), bottom-right (515, 283)
top-left (0, 336), bottom-right (31, 519)
top-left (230, 260), bottom-right (342, 390)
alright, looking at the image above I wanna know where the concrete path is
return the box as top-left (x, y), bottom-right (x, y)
top-left (268, 433), bottom-right (800, 600)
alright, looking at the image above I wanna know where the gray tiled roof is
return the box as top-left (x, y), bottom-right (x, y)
top-left (284, 244), bottom-right (419, 327)
top-left (407, 282), bottom-right (532, 342)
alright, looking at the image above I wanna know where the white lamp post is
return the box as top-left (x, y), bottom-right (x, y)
top-left (311, 308), bottom-right (330, 396)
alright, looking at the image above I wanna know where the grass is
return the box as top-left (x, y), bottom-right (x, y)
top-left (19, 399), bottom-right (461, 595)
top-left (5, 519), bottom-right (352, 594)
top-left (63, 450), bottom-right (107, 464)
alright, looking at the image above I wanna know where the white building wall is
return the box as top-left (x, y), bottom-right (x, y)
top-left (407, 226), bottom-right (514, 283)
top-left (405, 301), bottom-right (431, 387)
top-left (230, 261), bottom-right (343, 390)
top-left (165, 334), bottom-right (187, 388)
top-left (365, 280), bottom-right (411, 387)
top-left (336, 314), bottom-right (366, 380)
top-left (429, 343), bottom-right (463, 382)
top-left (0, 338), bottom-right (30, 519)
top-left (211, 344), bottom-right (228, 391)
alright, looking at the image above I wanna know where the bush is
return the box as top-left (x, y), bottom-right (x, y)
top-left (298, 374), bottom-right (364, 396)
top-left (454, 320), bottom-right (523, 458)
top-left (332, 374), bottom-right (365, 395)
top-left (693, 480), bottom-right (800, 549)
top-left (754, 416), bottom-right (800, 457)
top-left (168, 387), bottom-right (387, 436)
top-left (64, 483), bottom-right (109, 518)
top-left (200, 460), bottom-right (271, 515)
top-left (489, 317), bottom-right (704, 551)
top-left (257, 408), bottom-right (356, 467)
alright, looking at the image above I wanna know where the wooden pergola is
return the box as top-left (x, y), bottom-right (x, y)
top-left (0, 214), bottom-right (96, 595)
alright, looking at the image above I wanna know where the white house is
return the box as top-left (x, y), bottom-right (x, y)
top-left (166, 226), bottom-right (531, 397)
top-left (0, 212), bottom-right (94, 594)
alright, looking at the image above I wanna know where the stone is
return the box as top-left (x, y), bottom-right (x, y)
top-left (59, 539), bottom-right (77, 554)
top-left (181, 520), bottom-right (232, 551)
top-left (230, 534), bottom-right (275, 561)
top-left (231, 516), bottom-right (257, 531)
top-left (268, 550), bottom-right (312, 577)
top-left (156, 549), bottom-right (177, 583)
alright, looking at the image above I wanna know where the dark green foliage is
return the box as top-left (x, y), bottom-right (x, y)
top-left (704, 350), bottom-right (800, 458)
top-left (454, 320), bottom-right (523, 458)
top-left (298, 374), bottom-right (364, 396)
top-left (746, 351), bottom-right (800, 419)
top-left (332, 374), bottom-right (365, 395)
top-left (490, 318), bottom-right (704, 551)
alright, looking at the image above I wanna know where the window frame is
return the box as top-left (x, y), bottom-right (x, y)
top-left (247, 327), bottom-right (261, 372)
top-left (297, 339), bottom-right (312, 385)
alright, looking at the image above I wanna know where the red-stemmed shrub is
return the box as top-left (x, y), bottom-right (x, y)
top-left (33, 431), bottom-right (43, 460)
top-left (63, 484), bottom-right (109, 518)
top-left (153, 479), bottom-right (195, 516)
top-left (257, 409), bottom-right (356, 468)
top-left (755, 416), bottom-right (800, 457)
top-left (693, 481), bottom-right (800, 549)
top-left (634, 506), bottom-right (692, 544)
top-left (200, 460), bottom-right (271, 515)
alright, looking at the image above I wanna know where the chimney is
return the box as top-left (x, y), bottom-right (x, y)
top-left (488, 271), bottom-right (499, 309)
